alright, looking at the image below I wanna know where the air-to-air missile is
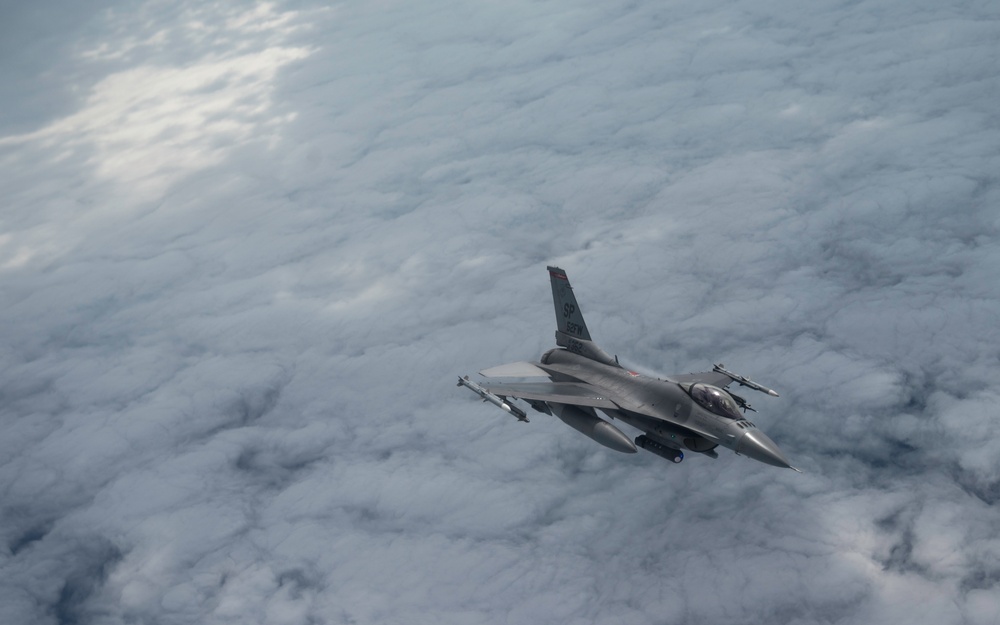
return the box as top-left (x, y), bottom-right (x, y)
top-left (457, 376), bottom-right (528, 422)
top-left (712, 363), bottom-right (780, 397)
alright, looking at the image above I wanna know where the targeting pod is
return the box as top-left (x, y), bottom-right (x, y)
top-left (635, 435), bottom-right (684, 463)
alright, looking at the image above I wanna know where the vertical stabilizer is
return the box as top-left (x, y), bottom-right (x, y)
top-left (548, 266), bottom-right (591, 341)
top-left (546, 266), bottom-right (619, 367)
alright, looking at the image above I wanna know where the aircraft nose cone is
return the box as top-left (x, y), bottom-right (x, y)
top-left (736, 430), bottom-right (794, 469)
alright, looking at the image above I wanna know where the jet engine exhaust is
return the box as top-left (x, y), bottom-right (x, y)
top-left (635, 435), bottom-right (684, 463)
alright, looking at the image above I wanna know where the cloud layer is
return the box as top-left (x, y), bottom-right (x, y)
top-left (2, 0), bottom-right (999, 623)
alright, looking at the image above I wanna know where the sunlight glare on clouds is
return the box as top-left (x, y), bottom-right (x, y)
top-left (1, 2), bottom-right (311, 201)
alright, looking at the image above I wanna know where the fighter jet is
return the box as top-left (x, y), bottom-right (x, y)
top-left (458, 266), bottom-right (799, 470)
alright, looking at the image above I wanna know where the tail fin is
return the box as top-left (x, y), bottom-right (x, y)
top-left (547, 266), bottom-right (619, 367)
top-left (548, 266), bottom-right (592, 341)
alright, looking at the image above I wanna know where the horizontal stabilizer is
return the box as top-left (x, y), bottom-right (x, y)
top-left (479, 361), bottom-right (550, 378)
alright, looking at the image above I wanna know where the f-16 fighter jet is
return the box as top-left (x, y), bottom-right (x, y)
top-left (458, 266), bottom-right (798, 470)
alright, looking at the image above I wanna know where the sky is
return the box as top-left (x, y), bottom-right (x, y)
top-left (1, 0), bottom-right (999, 623)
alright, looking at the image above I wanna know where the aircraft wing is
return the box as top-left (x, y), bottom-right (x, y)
top-left (484, 378), bottom-right (722, 443)
top-left (674, 364), bottom-right (780, 397)
top-left (671, 371), bottom-right (733, 387)
top-left (478, 381), bottom-right (620, 409)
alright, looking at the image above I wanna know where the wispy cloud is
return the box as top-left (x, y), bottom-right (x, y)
top-left (2, 0), bottom-right (999, 623)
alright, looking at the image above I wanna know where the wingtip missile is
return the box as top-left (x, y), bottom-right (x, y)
top-left (457, 376), bottom-right (529, 422)
top-left (712, 363), bottom-right (780, 397)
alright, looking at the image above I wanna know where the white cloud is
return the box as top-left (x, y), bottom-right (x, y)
top-left (2, 0), bottom-right (999, 624)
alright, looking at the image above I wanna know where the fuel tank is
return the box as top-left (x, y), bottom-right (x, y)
top-left (551, 404), bottom-right (637, 454)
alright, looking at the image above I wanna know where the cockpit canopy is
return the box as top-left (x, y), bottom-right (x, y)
top-left (689, 383), bottom-right (742, 420)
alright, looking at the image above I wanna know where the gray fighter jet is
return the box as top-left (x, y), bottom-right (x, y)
top-left (458, 266), bottom-right (798, 470)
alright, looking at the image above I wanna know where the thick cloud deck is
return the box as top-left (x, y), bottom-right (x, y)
top-left (1, 1), bottom-right (999, 624)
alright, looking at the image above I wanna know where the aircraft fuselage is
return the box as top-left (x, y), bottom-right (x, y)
top-left (537, 348), bottom-right (793, 468)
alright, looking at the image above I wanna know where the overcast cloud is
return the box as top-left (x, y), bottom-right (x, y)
top-left (2, 0), bottom-right (999, 623)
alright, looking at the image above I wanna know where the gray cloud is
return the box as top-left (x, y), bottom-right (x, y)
top-left (2, 0), bottom-right (999, 623)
